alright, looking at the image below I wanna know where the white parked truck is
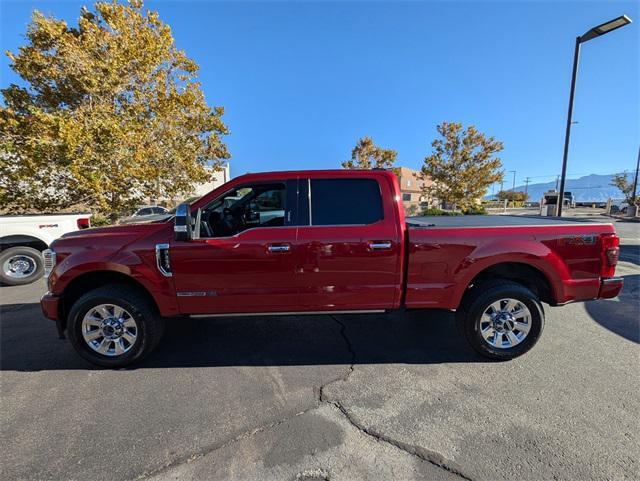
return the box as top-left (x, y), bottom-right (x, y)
top-left (0, 214), bottom-right (92, 285)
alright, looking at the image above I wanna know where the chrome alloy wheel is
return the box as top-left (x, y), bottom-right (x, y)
top-left (480, 298), bottom-right (532, 349)
top-left (81, 304), bottom-right (138, 356)
top-left (3, 255), bottom-right (37, 279)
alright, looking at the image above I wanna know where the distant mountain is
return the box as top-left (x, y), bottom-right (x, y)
top-left (485, 174), bottom-right (628, 202)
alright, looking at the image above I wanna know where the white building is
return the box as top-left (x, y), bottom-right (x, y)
top-left (191, 162), bottom-right (231, 197)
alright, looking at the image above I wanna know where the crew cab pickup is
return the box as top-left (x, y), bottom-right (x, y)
top-left (40, 170), bottom-right (623, 367)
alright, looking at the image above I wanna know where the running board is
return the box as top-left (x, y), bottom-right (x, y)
top-left (189, 309), bottom-right (385, 319)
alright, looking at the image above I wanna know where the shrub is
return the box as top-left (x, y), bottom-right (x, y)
top-left (420, 208), bottom-right (462, 216)
top-left (462, 206), bottom-right (487, 215)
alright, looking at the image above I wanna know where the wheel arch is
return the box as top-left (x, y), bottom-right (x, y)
top-left (460, 261), bottom-right (555, 307)
top-left (0, 235), bottom-right (49, 252)
top-left (59, 271), bottom-right (161, 331)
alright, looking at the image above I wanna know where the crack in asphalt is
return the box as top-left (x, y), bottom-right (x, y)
top-left (134, 314), bottom-right (473, 481)
top-left (132, 407), bottom-right (317, 481)
top-left (320, 315), bottom-right (474, 481)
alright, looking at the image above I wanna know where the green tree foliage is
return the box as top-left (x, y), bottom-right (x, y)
top-left (496, 190), bottom-right (528, 202)
top-left (611, 171), bottom-right (637, 205)
top-left (421, 122), bottom-right (504, 210)
top-left (342, 136), bottom-right (397, 169)
top-left (0, 0), bottom-right (229, 218)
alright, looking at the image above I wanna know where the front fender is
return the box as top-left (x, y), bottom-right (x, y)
top-left (51, 248), bottom-right (180, 318)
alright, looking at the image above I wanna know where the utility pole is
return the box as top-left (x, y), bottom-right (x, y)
top-left (510, 170), bottom-right (517, 191)
top-left (524, 177), bottom-right (531, 195)
top-left (555, 175), bottom-right (560, 191)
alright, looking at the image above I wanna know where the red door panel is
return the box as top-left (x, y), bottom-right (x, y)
top-left (170, 227), bottom-right (299, 314)
top-left (296, 224), bottom-right (401, 310)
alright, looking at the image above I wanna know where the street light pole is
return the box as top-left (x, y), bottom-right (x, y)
top-left (557, 14), bottom-right (632, 217)
top-left (557, 37), bottom-right (581, 217)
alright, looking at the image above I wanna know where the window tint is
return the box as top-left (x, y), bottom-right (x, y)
top-left (200, 182), bottom-right (288, 237)
top-left (136, 208), bottom-right (151, 216)
top-left (310, 179), bottom-right (383, 226)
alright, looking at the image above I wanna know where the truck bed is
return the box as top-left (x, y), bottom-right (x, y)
top-left (407, 215), bottom-right (602, 228)
top-left (404, 215), bottom-right (616, 310)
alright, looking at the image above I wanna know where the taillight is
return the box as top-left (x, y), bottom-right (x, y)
top-left (77, 217), bottom-right (90, 229)
top-left (600, 234), bottom-right (619, 278)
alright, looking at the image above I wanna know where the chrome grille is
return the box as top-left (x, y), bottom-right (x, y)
top-left (42, 249), bottom-right (56, 276)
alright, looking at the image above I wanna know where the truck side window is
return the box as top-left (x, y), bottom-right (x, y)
top-left (310, 178), bottom-right (383, 226)
top-left (199, 182), bottom-right (288, 237)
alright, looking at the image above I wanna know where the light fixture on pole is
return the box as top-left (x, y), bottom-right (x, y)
top-left (556, 14), bottom-right (632, 217)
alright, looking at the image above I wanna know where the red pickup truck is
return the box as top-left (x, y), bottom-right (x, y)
top-left (40, 170), bottom-right (623, 367)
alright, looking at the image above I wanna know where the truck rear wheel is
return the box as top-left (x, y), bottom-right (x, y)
top-left (456, 280), bottom-right (544, 360)
top-left (67, 285), bottom-right (165, 368)
top-left (0, 246), bottom-right (44, 286)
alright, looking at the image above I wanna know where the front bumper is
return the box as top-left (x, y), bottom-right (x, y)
top-left (598, 277), bottom-right (624, 299)
top-left (40, 292), bottom-right (60, 321)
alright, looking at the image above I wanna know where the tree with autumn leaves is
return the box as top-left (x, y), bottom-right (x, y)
top-left (421, 122), bottom-right (504, 210)
top-left (0, 0), bottom-right (229, 219)
top-left (344, 124), bottom-right (504, 212)
top-left (342, 136), bottom-right (397, 169)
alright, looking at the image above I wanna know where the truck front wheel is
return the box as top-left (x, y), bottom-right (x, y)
top-left (456, 280), bottom-right (544, 360)
top-left (0, 246), bottom-right (44, 286)
top-left (67, 285), bottom-right (165, 368)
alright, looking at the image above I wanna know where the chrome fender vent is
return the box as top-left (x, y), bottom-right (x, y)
top-left (155, 243), bottom-right (172, 277)
top-left (43, 249), bottom-right (56, 276)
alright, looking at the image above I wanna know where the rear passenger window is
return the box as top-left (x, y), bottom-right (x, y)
top-left (310, 179), bottom-right (383, 225)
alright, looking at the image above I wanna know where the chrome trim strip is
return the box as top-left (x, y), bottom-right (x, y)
top-left (267, 245), bottom-right (290, 252)
top-left (155, 243), bottom-right (172, 277)
top-left (177, 291), bottom-right (217, 297)
top-left (190, 309), bottom-right (385, 318)
top-left (601, 277), bottom-right (623, 285)
top-left (369, 241), bottom-right (392, 250)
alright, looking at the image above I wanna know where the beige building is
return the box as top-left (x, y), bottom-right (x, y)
top-left (191, 162), bottom-right (231, 197)
top-left (394, 166), bottom-right (436, 214)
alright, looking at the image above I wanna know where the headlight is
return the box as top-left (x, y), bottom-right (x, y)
top-left (42, 249), bottom-right (57, 277)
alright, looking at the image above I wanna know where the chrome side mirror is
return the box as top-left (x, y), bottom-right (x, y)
top-left (174, 203), bottom-right (192, 241)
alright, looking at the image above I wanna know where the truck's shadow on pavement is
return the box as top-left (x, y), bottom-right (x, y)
top-left (1, 306), bottom-right (483, 371)
top-left (4, 275), bottom-right (637, 371)
top-left (584, 274), bottom-right (639, 344)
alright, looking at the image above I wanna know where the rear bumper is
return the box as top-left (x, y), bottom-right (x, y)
top-left (40, 292), bottom-right (60, 321)
top-left (598, 277), bottom-right (624, 299)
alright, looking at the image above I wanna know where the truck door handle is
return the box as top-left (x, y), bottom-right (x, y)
top-left (267, 244), bottom-right (290, 253)
top-left (368, 241), bottom-right (392, 250)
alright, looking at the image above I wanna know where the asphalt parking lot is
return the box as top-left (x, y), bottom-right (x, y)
top-left (1, 217), bottom-right (638, 481)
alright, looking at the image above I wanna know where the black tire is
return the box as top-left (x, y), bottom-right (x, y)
top-left (0, 246), bottom-right (44, 286)
top-left (456, 280), bottom-right (544, 360)
top-left (67, 284), bottom-right (165, 368)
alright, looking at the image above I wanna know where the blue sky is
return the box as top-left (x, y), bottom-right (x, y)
top-left (1, 1), bottom-right (638, 188)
